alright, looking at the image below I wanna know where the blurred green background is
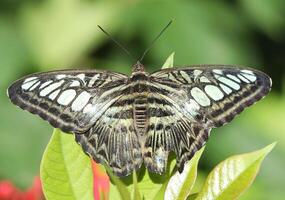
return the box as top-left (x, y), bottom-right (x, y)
top-left (0, 0), bottom-right (284, 199)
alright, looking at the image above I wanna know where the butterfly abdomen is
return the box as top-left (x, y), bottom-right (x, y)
top-left (134, 97), bottom-right (148, 133)
top-left (130, 72), bottom-right (149, 134)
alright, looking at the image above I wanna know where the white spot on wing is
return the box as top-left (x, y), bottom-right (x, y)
top-left (213, 69), bottom-right (223, 75)
top-left (205, 85), bottom-right (224, 100)
top-left (56, 74), bottom-right (66, 79)
top-left (49, 89), bottom-right (60, 100)
top-left (218, 77), bottom-right (240, 90)
top-left (241, 69), bottom-right (254, 75)
top-left (219, 83), bottom-right (232, 94)
top-left (226, 74), bottom-right (241, 83)
top-left (193, 70), bottom-right (202, 78)
top-left (21, 79), bottom-right (38, 90)
top-left (40, 80), bottom-right (64, 96)
top-left (23, 77), bottom-right (37, 83)
top-left (191, 87), bottom-right (211, 106)
top-left (77, 73), bottom-right (85, 81)
top-left (200, 76), bottom-right (210, 83)
top-left (179, 71), bottom-right (192, 83)
top-left (241, 72), bottom-right (257, 82)
top-left (71, 91), bottom-right (91, 111)
top-left (39, 80), bottom-right (53, 89)
top-left (57, 89), bottom-right (76, 105)
top-left (238, 74), bottom-right (250, 83)
top-left (185, 99), bottom-right (200, 116)
top-left (70, 80), bottom-right (80, 87)
top-left (29, 81), bottom-right (41, 91)
top-left (88, 74), bottom-right (100, 87)
top-left (83, 103), bottom-right (93, 113)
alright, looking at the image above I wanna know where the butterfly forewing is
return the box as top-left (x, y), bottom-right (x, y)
top-left (8, 69), bottom-right (128, 133)
top-left (150, 65), bottom-right (272, 128)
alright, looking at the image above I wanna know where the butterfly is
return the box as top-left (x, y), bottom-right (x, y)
top-left (7, 62), bottom-right (271, 177)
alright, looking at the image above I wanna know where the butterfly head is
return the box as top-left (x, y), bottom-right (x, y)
top-left (132, 61), bottom-right (145, 73)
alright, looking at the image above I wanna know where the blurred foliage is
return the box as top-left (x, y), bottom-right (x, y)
top-left (0, 0), bottom-right (284, 199)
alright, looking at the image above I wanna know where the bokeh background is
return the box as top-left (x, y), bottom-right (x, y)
top-left (0, 0), bottom-right (284, 199)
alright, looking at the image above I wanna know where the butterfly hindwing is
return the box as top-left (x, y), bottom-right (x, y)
top-left (143, 91), bottom-right (210, 173)
top-left (8, 69), bottom-right (128, 133)
top-left (75, 95), bottom-right (143, 176)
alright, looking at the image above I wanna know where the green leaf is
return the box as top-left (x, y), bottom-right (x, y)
top-left (188, 193), bottom-right (198, 200)
top-left (152, 157), bottom-right (176, 200)
top-left (162, 52), bottom-right (175, 69)
top-left (131, 169), bottom-right (167, 200)
top-left (133, 172), bottom-right (142, 200)
top-left (195, 143), bottom-right (276, 200)
top-left (164, 147), bottom-right (205, 200)
top-left (40, 129), bottom-right (94, 200)
top-left (106, 167), bottom-right (131, 200)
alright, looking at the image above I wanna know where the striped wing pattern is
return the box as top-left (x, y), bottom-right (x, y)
top-left (8, 65), bottom-right (271, 177)
top-left (8, 69), bottom-right (128, 133)
top-left (146, 65), bottom-right (271, 173)
top-left (143, 91), bottom-right (210, 173)
top-left (75, 96), bottom-right (143, 176)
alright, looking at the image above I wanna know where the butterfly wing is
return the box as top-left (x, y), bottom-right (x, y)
top-left (150, 65), bottom-right (271, 127)
top-left (75, 96), bottom-right (143, 177)
top-left (8, 69), bottom-right (128, 133)
top-left (143, 91), bottom-right (210, 174)
top-left (145, 65), bottom-right (271, 172)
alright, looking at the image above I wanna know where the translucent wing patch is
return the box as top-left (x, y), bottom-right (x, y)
top-left (8, 69), bottom-right (128, 133)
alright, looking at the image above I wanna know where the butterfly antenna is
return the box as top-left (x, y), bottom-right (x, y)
top-left (139, 20), bottom-right (173, 62)
top-left (97, 25), bottom-right (135, 61)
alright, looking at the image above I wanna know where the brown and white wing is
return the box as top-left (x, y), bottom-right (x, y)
top-left (143, 91), bottom-right (209, 174)
top-left (146, 65), bottom-right (271, 172)
top-left (7, 69), bottom-right (128, 133)
top-left (75, 96), bottom-right (143, 177)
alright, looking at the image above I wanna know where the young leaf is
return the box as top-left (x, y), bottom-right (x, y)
top-left (106, 167), bottom-right (131, 200)
top-left (195, 142), bottom-right (276, 200)
top-left (162, 52), bottom-right (175, 69)
top-left (164, 147), bottom-right (205, 200)
top-left (40, 129), bottom-right (93, 200)
top-left (133, 169), bottom-right (167, 200)
top-left (133, 172), bottom-right (142, 200)
top-left (152, 157), bottom-right (176, 200)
